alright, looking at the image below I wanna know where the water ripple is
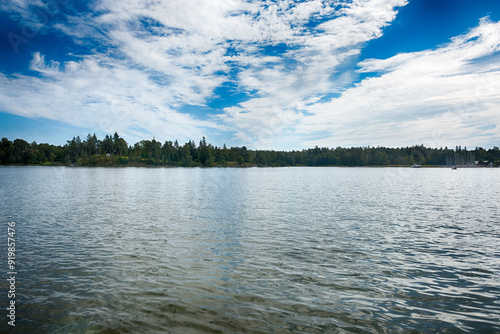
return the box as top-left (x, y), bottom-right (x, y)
top-left (1, 167), bottom-right (499, 333)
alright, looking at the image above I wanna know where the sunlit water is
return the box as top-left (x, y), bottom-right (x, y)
top-left (1, 166), bottom-right (499, 333)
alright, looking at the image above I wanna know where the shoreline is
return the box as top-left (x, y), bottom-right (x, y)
top-left (0, 163), bottom-right (496, 168)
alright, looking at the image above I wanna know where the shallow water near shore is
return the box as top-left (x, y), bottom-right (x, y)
top-left (1, 166), bottom-right (499, 333)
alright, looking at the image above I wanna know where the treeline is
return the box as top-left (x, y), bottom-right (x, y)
top-left (0, 133), bottom-right (499, 167)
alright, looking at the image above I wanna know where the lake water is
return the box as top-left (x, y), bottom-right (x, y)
top-left (1, 166), bottom-right (499, 333)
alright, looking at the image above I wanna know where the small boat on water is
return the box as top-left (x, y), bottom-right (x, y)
top-left (451, 166), bottom-right (457, 170)
top-left (411, 164), bottom-right (421, 168)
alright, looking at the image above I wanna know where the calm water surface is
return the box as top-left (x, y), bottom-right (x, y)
top-left (1, 167), bottom-right (499, 333)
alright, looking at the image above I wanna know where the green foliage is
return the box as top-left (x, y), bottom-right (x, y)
top-left (0, 135), bottom-right (499, 167)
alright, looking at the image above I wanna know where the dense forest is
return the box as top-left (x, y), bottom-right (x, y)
top-left (0, 133), bottom-right (499, 167)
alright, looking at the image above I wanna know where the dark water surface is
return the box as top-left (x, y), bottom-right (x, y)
top-left (1, 166), bottom-right (499, 333)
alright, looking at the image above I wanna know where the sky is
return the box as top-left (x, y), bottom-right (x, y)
top-left (1, 0), bottom-right (500, 150)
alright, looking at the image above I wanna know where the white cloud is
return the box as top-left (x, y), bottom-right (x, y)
top-left (218, 0), bottom-right (409, 147)
top-left (298, 18), bottom-right (500, 148)
top-left (0, 52), bottom-right (219, 143)
top-left (1, 0), bottom-right (410, 147)
top-left (1, 0), bottom-right (47, 29)
top-left (4, 0), bottom-right (498, 149)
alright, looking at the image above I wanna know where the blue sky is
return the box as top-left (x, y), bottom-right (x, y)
top-left (1, 0), bottom-right (500, 150)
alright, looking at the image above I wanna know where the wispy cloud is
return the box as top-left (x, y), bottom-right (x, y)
top-left (1, 0), bottom-right (499, 149)
top-left (216, 0), bottom-right (409, 148)
top-left (1, 51), bottom-right (218, 143)
top-left (298, 17), bottom-right (500, 148)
